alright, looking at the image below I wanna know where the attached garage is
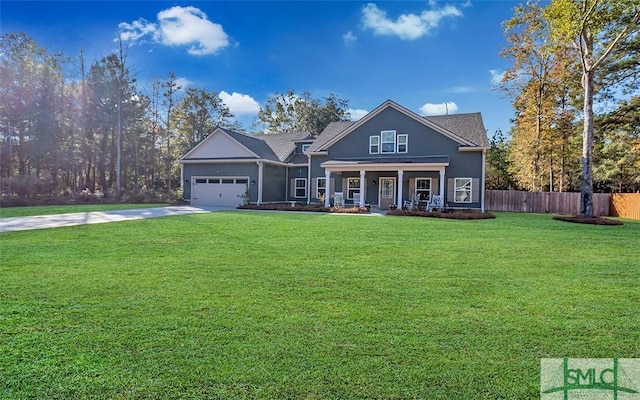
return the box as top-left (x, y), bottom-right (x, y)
top-left (191, 177), bottom-right (248, 207)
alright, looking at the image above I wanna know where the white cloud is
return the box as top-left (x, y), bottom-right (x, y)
top-left (118, 19), bottom-right (157, 42)
top-left (220, 91), bottom-right (261, 115)
top-left (348, 108), bottom-right (369, 120)
top-left (420, 101), bottom-right (458, 115)
top-left (489, 69), bottom-right (505, 85)
top-left (118, 6), bottom-right (230, 56)
top-left (343, 31), bottom-right (357, 45)
top-left (361, 3), bottom-right (463, 40)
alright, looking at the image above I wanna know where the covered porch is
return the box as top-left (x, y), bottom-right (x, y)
top-left (321, 158), bottom-right (449, 210)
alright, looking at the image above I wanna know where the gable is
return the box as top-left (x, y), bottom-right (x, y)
top-left (312, 100), bottom-right (481, 153)
top-left (181, 129), bottom-right (259, 160)
top-left (326, 107), bottom-right (466, 158)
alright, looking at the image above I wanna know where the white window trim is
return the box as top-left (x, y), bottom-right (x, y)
top-left (347, 177), bottom-right (360, 200)
top-left (397, 134), bottom-right (408, 153)
top-left (454, 177), bottom-right (472, 203)
top-left (316, 177), bottom-right (326, 199)
top-left (381, 130), bottom-right (396, 154)
top-left (302, 144), bottom-right (311, 152)
top-left (369, 135), bottom-right (380, 154)
top-left (415, 177), bottom-right (431, 201)
top-left (295, 178), bottom-right (307, 198)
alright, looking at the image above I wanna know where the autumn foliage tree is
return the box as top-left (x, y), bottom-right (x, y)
top-left (544, 0), bottom-right (640, 216)
top-left (499, 1), bottom-right (581, 192)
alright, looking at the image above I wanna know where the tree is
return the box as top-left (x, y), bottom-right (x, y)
top-left (544, 0), bottom-right (640, 216)
top-left (593, 96), bottom-right (640, 192)
top-left (257, 90), bottom-right (350, 136)
top-left (499, 1), bottom-right (581, 192)
top-left (171, 87), bottom-right (234, 156)
top-left (485, 130), bottom-right (517, 190)
top-left (163, 72), bottom-right (181, 192)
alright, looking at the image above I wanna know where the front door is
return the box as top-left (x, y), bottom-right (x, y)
top-left (379, 177), bottom-right (396, 209)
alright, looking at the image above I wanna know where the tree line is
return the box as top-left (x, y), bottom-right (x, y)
top-left (0, 33), bottom-right (351, 205)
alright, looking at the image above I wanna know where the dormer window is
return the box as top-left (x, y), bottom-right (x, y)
top-left (302, 144), bottom-right (311, 153)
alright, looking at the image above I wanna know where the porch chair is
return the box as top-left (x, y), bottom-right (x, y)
top-left (353, 192), bottom-right (361, 207)
top-left (403, 192), bottom-right (420, 210)
top-left (333, 192), bottom-right (344, 207)
top-left (427, 195), bottom-right (443, 212)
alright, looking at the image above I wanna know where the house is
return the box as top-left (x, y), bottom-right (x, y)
top-left (178, 99), bottom-right (489, 211)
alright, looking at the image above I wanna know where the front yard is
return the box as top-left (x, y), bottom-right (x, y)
top-left (1, 211), bottom-right (638, 399)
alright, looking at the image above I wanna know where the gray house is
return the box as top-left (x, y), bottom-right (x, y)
top-left (179, 99), bottom-right (489, 211)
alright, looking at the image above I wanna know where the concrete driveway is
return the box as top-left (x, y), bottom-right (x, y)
top-left (0, 206), bottom-right (229, 233)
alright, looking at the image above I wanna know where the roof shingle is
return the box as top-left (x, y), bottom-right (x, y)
top-left (424, 113), bottom-right (488, 147)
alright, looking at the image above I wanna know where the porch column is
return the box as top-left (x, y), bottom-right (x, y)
top-left (324, 169), bottom-right (331, 208)
top-left (397, 170), bottom-right (404, 207)
top-left (359, 170), bottom-right (366, 207)
top-left (439, 168), bottom-right (445, 202)
top-left (481, 149), bottom-right (486, 212)
top-left (257, 161), bottom-right (263, 205)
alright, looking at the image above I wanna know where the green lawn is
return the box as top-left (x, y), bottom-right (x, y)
top-left (1, 211), bottom-right (638, 399)
top-left (0, 203), bottom-right (168, 218)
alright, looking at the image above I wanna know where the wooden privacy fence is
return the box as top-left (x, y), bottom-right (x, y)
top-left (485, 190), bottom-right (611, 216)
top-left (610, 193), bottom-right (640, 220)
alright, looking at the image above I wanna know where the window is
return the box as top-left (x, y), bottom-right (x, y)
top-left (316, 177), bottom-right (326, 199)
top-left (302, 144), bottom-right (311, 153)
top-left (195, 178), bottom-right (207, 184)
top-left (455, 178), bottom-right (472, 203)
top-left (416, 178), bottom-right (431, 201)
top-left (397, 134), bottom-right (408, 153)
top-left (295, 178), bottom-right (307, 198)
top-left (369, 136), bottom-right (380, 154)
top-left (347, 178), bottom-right (360, 200)
top-left (381, 130), bottom-right (396, 153)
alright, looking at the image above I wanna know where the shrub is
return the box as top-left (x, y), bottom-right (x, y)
top-left (387, 209), bottom-right (496, 220)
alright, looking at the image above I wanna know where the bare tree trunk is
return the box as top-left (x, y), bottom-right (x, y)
top-left (580, 69), bottom-right (595, 217)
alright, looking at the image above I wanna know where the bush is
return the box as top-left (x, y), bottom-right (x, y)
top-left (387, 209), bottom-right (496, 220)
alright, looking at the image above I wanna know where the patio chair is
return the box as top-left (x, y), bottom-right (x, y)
top-left (353, 192), bottom-right (361, 207)
top-left (333, 192), bottom-right (344, 207)
top-left (427, 195), bottom-right (443, 212)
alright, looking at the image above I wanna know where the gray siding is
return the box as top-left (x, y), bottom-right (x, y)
top-left (329, 107), bottom-right (461, 159)
top-left (263, 164), bottom-right (287, 202)
top-left (287, 165), bottom-right (309, 201)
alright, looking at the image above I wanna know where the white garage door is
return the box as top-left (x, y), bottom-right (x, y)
top-left (192, 177), bottom-right (248, 207)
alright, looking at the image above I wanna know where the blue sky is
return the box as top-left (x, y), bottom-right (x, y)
top-left (2, 1), bottom-right (519, 137)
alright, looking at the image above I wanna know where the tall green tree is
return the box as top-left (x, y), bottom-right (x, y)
top-left (593, 96), bottom-right (640, 192)
top-left (485, 130), bottom-right (517, 190)
top-left (257, 90), bottom-right (350, 136)
top-left (171, 87), bottom-right (234, 157)
top-left (544, 0), bottom-right (640, 216)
